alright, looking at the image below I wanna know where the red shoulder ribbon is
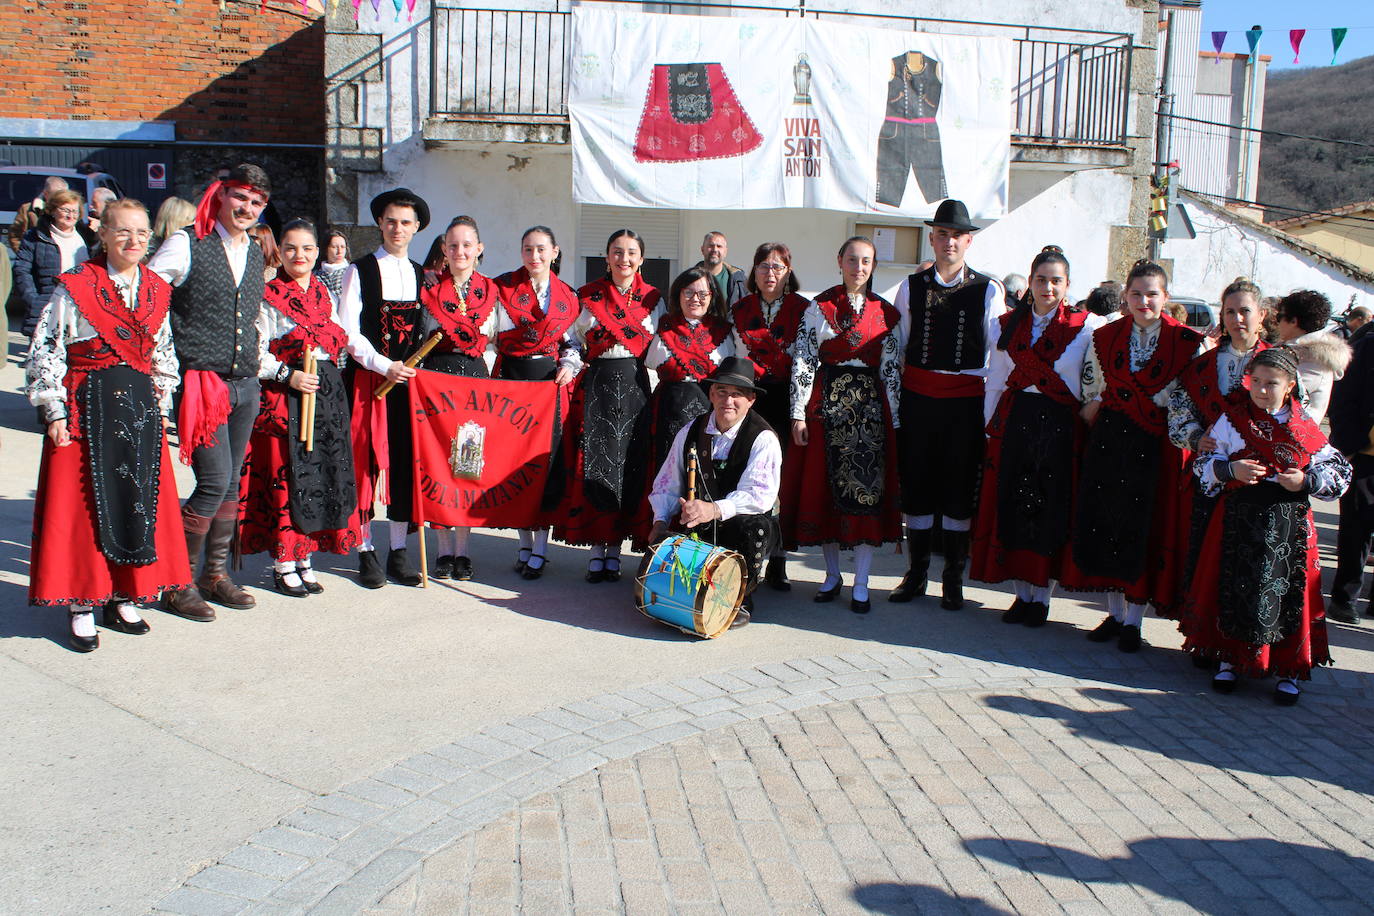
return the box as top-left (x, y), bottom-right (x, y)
top-left (495, 268), bottom-right (579, 358)
top-left (62, 257), bottom-right (171, 375)
top-left (654, 313), bottom-right (733, 382)
top-left (1178, 340), bottom-right (1269, 428)
top-left (1001, 302), bottom-right (1087, 407)
top-left (814, 286), bottom-right (897, 367)
top-left (1095, 314), bottom-right (1202, 435)
top-left (264, 275), bottom-right (349, 361)
top-left (421, 269), bottom-right (500, 357)
top-left (579, 275), bottom-right (660, 360)
top-left (732, 292), bottom-right (809, 380)
top-left (1222, 395), bottom-right (1327, 486)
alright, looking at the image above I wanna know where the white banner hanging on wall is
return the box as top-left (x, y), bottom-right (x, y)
top-left (569, 8), bottom-right (1012, 218)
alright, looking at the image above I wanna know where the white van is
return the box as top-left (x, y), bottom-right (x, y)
top-left (0, 164), bottom-right (124, 226)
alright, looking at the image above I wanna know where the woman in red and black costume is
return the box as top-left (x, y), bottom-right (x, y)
top-left (1068, 259), bottom-right (1204, 652)
top-left (554, 229), bottom-right (662, 583)
top-left (731, 242), bottom-right (809, 590)
top-left (239, 219), bottom-right (360, 597)
top-left (493, 226), bottom-right (580, 580)
top-left (27, 198), bottom-right (191, 652)
top-left (416, 215), bottom-right (500, 582)
top-left (1183, 346), bottom-right (1350, 704)
top-left (640, 265), bottom-right (735, 543)
top-left (1167, 278), bottom-right (1270, 616)
top-left (781, 236), bottom-right (902, 614)
top-left (972, 246), bottom-right (1104, 628)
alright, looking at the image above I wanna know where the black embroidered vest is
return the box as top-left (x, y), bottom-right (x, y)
top-left (169, 229), bottom-right (265, 377)
top-left (685, 410), bottom-right (773, 505)
top-left (355, 253), bottom-right (425, 359)
top-left (903, 266), bottom-right (992, 371)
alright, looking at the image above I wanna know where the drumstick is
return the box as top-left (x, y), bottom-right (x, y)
top-left (374, 331), bottom-right (445, 399)
top-left (687, 444), bottom-right (698, 502)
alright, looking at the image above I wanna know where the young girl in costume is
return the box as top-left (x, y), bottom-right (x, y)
top-left (492, 226), bottom-right (580, 580)
top-left (1071, 260), bottom-right (1204, 651)
top-left (240, 219), bottom-right (360, 595)
top-left (781, 236), bottom-right (902, 614)
top-left (1183, 347), bottom-right (1350, 704)
top-left (555, 230), bottom-right (662, 583)
top-left (972, 246), bottom-right (1104, 627)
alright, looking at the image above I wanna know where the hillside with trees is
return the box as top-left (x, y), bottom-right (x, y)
top-left (1258, 54), bottom-right (1374, 222)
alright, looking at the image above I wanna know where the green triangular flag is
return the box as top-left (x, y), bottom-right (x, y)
top-left (1332, 28), bottom-right (1348, 65)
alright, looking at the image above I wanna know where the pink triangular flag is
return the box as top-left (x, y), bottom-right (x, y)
top-left (351, 0), bottom-right (361, 19)
top-left (406, 0), bottom-right (416, 20)
top-left (1290, 29), bottom-right (1306, 64)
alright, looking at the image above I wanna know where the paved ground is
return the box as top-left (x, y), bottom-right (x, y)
top-left (2, 330), bottom-right (1373, 916)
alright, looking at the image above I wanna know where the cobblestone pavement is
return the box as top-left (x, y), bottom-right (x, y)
top-left (153, 647), bottom-right (1374, 916)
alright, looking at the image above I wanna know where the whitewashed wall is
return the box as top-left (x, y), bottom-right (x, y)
top-left (1163, 199), bottom-right (1374, 309)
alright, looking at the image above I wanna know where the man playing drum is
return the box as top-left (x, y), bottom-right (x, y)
top-left (647, 357), bottom-right (783, 627)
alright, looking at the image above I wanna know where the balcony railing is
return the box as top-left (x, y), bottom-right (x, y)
top-left (429, 2), bottom-right (1134, 148)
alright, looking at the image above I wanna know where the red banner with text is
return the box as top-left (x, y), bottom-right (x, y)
top-left (409, 370), bottom-right (558, 528)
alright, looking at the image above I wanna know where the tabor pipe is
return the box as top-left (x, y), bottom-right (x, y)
top-left (374, 331), bottom-right (445, 399)
top-left (687, 444), bottom-right (698, 502)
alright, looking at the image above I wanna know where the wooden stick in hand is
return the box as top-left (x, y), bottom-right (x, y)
top-left (375, 331), bottom-right (444, 399)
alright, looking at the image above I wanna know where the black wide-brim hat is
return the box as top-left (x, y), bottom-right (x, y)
top-left (706, 356), bottom-right (766, 395)
top-left (924, 198), bottom-right (979, 232)
top-left (370, 188), bottom-right (431, 230)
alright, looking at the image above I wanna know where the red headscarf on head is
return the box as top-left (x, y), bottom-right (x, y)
top-left (192, 180), bottom-right (266, 239)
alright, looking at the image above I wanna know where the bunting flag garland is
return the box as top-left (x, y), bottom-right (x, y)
top-left (352, 0), bottom-right (361, 20)
top-left (1211, 30), bottom-right (1226, 64)
top-left (1290, 29), bottom-right (1306, 63)
top-left (1245, 25), bottom-right (1263, 58)
top-left (370, 0), bottom-right (381, 16)
top-left (1332, 28), bottom-right (1348, 65)
top-left (391, 0), bottom-right (403, 20)
top-left (406, 0), bottom-right (417, 21)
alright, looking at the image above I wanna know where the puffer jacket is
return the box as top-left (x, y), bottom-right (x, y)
top-left (1287, 329), bottom-right (1352, 425)
top-left (14, 218), bottom-right (97, 337)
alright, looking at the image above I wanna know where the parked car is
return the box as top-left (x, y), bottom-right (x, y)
top-left (0, 165), bottom-right (124, 226)
top-left (1172, 296), bottom-right (1218, 332)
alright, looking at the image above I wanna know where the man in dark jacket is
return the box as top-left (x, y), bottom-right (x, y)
top-left (693, 231), bottom-right (747, 308)
top-left (13, 200), bottom-right (97, 337)
top-left (1326, 328), bottom-right (1374, 624)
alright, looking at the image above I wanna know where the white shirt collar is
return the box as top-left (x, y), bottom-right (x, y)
top-left (214, 220), bottom-right (249, 249)
top-left (1133, 318), bottom-right (1162, 337)
top-left (932, 265), bottom-right (966, 288)
top-left (706, 413), bottom-right (743, 442)
top-left (373, 246), bottom-right (410, 263)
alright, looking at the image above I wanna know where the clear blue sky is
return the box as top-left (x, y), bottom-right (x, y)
top-left (1200, 0), bottom-right (1372, 70)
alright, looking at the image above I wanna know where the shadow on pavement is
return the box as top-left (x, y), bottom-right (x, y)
top-left (982, 685), bottom-right (1374, 793)
top-left (852, 882), bottom-right (1010, 914)
top-left (963, 836), bottom-right (1374, 913)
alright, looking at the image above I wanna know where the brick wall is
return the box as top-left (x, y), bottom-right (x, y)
top-left (0, 0), bottom-right (323, 144)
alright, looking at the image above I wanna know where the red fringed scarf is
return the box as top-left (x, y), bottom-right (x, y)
top-left (420, 269), bottom-right (499, 357)
top-left (495, 268), bottom-right (579, 359)
top-left (1095, 314), bottom-right (1202, 435)
top-left (1001, 302), bottom-right (1087, 407)
top-left (732, 292), bottom-right (809, 380)
top-left (1222, 395), bottom-right (1327, 486)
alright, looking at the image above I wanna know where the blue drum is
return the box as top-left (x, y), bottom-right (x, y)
top-left (635, 534), bottom-right (745, 638)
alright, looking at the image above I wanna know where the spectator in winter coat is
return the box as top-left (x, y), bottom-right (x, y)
top-left (1275, 289), bottom-right (1352, 425)
top-left (13, 189), bottom-right (97, 338)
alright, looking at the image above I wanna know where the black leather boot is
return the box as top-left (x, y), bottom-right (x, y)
top-left (889, 528), bottom-right (931, 602)
top-left (940, 530), bottom-right (969, 610)
top-left (198, 510), bottom-right (255, 609)
top-left (387, 548), bottom-right (422, 586)
top-left (163, 511), bottom-right (215, 621)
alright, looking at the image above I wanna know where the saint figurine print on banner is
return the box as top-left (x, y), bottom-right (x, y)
top-left (450, 419), bottom-right (486, 482)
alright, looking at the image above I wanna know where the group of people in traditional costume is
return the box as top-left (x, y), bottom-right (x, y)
top-left (24, 180), bottom-right (1354, 704)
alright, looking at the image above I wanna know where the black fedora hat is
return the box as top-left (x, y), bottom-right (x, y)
top-left (706, 356), bottom-right (766, 395)
top-left (924, 198), bottom-right (979, 232)
top-left (370, 188), bottom-right (431, 230)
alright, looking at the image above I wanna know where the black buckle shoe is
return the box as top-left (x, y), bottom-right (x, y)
top-left (1021, 601), bottom-right (1049, 628)
top-left (453, 556), bottom-right (474, 581)
top-left (102, 600), bottom-right (151, 635)
top-left (604, 558), bottom-right (622, 582)
top-left (521, 555), bottom-right (547, 580)
top-left (1212, 669), bottom-right (1239, 694)
top-left (1274, 678), bottom-right (1301, 706)
top-left (814, 581), bottom-right (842, 603)
top-left (1117, 624), bottom-right (1142, 653)
top-left (1086, 615), bottom-right (1122, 642)
top-left (357, 550), bottom-right (386, 589)
top-left (1001, 599), bottom-right (1029, 624)
top-left (273, 569), bottom-right (309, 598)
top-left (432, 555), bottom-right (455, 580)
top-left (585, 559), bottom-right (606, 583)
top-left (850, 595), bottom-right (871, 614)
top-left (386, 548), bottom-right (422, 587)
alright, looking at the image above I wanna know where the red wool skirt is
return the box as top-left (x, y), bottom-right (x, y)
top-left (29, 435), bottom-right (191, 606)
top-left (238, 430), bottom-right (361, 562)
